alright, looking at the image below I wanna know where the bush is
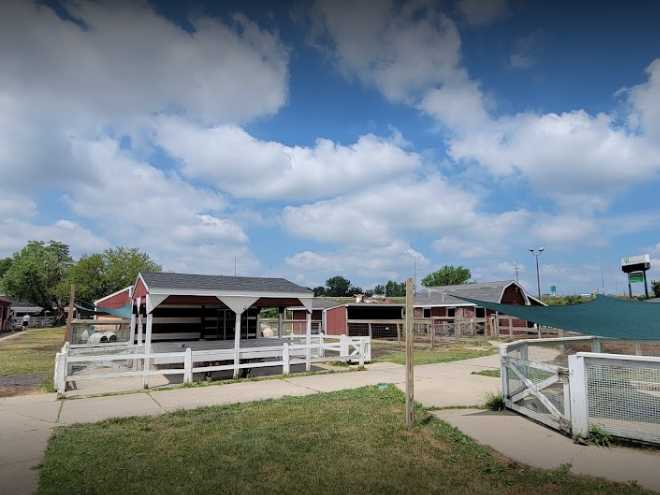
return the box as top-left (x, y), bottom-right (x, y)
top-left (589, 425), bottom-right (612, 447)
top-left (484, 393), bottom-right (505, 411)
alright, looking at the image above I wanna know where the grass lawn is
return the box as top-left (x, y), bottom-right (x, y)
top-left (39, 386), bottom-right (648, 495)
top-left (373, 339), bottom-right (497, 365)
top-left (0, 327), bottom-right (64, 396)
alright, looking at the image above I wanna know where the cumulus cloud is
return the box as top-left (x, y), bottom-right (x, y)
top-left (282, 176), bottom-right (480, 245)
top-left (308, 0), bottom-right (462, 102)
top-left (60, 138), bottom-right (252, 271)
top-left (0, 1), bottom-right (288, 125)
top-left (457, 0), bottom-right (510, 26)
top-left (285, 240), bottom-right (427, 287)
top-left (0, 219), bottom-right (109, 259)
top-left (153, 117), bottom-right (420, 200)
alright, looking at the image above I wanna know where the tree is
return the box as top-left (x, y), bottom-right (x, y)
top-left (373, 284), bottom-right (385, 295)
top-left (0, 257), bottom-right (12, 280)
top-left (324, 276), bottom-right (351, 296)
top-left (652, 280), bottom-right (660, 298)
top-left (421, 266), bottom-right (471, 287)
top-left (385, 280), bottom-right (406, 297)
top-left (102, 247), bottom-right (161, 293)
top-left (313, 286), bottom-right (327, 297)
top-left (59, 254), bottom-right (107, 304)
top-left (1, 241), bottom-right (72, 320)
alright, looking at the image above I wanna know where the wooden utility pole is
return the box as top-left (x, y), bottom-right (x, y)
top-left (64, 284), bottom-right (75, 344)
top-left (405, 277), bottom-right (415, 428)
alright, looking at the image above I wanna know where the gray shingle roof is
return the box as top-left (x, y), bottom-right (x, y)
top-left (415, 281), bottom-right (518, 307)
top-left (141, 272), bottom-right (312, 294)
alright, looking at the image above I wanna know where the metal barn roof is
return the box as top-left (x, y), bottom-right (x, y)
top-left (141, 272), bottom-right (312, 294)
top-left (415, 281), bottom-right (519, 307)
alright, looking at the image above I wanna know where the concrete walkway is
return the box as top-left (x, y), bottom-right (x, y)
top-left (434, 408), bottom-right (660, 492)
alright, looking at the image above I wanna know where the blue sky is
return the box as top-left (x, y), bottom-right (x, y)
top-left (1, 0), bottom-right (660, 295)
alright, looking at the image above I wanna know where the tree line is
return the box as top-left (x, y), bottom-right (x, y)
top-left (0, 241), bottom-right (160, 322)
top-left (313, 265), bottom-right (472, 297)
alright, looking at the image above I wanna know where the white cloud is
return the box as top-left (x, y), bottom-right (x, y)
top-left (309, 0), bottom-right (462, 102)
top-left (0, 1), bottom-right (288, 125)
top-left (285, 240), bottom-right (427, 287)
top-left (457, 0), bottom-right (510, 26)
top-left (282, 176), bottom-right (480, 245)
top-left (153, 117), bottom-right (420, 200)
top-left (57, 138), bottom-right (255, 273)
top-left (0, 219), bottom-right (109, 258)
top-left (448, 108), bottom-right (660, 209)
top-left (530, 215), bottom-right (600, 244)
top-left (628, 59), bottom-right (660, 140)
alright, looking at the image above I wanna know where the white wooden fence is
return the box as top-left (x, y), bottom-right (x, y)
top-left (501, 336), bottom-right (660, 445)
top-left (54, 335), bottom-right (371, 397)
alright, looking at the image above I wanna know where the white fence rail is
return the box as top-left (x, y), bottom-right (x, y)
top-left (54, 335), bottom-right (371, 396)
top-left (501, 336), bottom-right (660, 445)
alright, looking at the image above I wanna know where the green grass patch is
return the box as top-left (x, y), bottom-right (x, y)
top-left (471, 368), bottom-right (501, 378)
top-left (373, 341), bottom-right (496, 365)
top-left (40, 386), bottom-right (649, 495)
top-left (0, 327), bottom-right (64, 393)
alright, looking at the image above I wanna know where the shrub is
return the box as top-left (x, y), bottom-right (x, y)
top-left (484, 393), bottom-right (505, 411)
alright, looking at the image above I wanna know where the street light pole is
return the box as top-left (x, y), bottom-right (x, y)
top-left (529, 248), bottom-right (544, 299)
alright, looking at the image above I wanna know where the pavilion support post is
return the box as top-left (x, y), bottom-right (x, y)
top-left (142, 313), bottom-right (153, 389)
top-left (278, 307), bottom-right (284, 338)
top-left (305, 310), bottom-right (312, 371)
top-left (137, 297), bottom-right (143, 346)
top-left (233, 311), bottom-right (242, 379)
top-left (128, 307), bottom-right (136, 346)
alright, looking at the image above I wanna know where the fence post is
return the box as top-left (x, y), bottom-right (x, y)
top-left (55, 352), bottom-right (67, 397)
top-left (591, 338), bottom-right (602, 353)
top-left (358, 338), bottom-right (365, 368)
top-left (319, 332), bottom-right (325, 358)
top-left (184, 347), bottom-right (193, 385)
top-left (568, 354), bottom-right (589, 439)
top-left (430, 324), bottom-right (435, 349)
top-left (365, 337), bottom-right (372, 362)
top-left (340, 335), bottom-right (349, 360)
top-left (499, 345), bottom-right (509, 405)
top-left (282, 343), bottom-right (290, 375)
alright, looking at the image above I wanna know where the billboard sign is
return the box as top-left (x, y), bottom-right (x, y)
top-left (628, 272), bottom-right (645, 284)
top-left (621, 254), bottom-right (651, 274)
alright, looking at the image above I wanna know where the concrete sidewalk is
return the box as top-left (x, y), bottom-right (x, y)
top-left (434, 408), bottom-right (660, 492)
top-left (0, 353), bottom-right (499, 495)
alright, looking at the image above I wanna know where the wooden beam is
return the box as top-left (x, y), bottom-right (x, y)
top-left (405, 277), bottom-right (415, 428)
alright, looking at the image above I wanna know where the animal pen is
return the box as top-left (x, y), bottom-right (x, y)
top-left (54, 272), bottom-right (371, 397)
top-left (491, 296), bottom-right (660, 446)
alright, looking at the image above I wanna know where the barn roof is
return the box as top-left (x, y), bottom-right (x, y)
top-left (141, 272), bottom-right (312, 294)
top-left (415, 281), bottom-right (523, 307)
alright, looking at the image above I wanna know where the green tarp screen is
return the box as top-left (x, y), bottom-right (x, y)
top-left (453, 294), bottom-right (660, 341)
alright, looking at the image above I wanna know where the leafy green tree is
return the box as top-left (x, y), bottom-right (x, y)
top-left (60, 254), bottom-right (106, 304)
top-left (652, 280), bottom-right (660, 298)
top-left (421, 266), bottom-right (471, 287)
top-left (1, 241), bottom-right (72, 320)
top-left (313, 286), bottom-right (326, 297)
top-left (324, 276), bottom-right (351, 296)
top-left (102, 247), bottom-right (161, 293)
top-left (385, 280), bottom-right (406, 297)
top-left (373, 284), bottom-right (385, 295)
top-left (0, 257), bottom-right (12, 280)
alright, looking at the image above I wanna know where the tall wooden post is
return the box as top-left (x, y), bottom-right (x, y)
top-left (64, 284), bottom-right (75, 343)
top-left (405, 277), bottom-right (415, 428)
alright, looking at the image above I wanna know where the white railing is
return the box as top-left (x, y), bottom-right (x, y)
top-left (501, 336), bottom-right (660, 446)
top-left (568, 352), bottom-right (660, 444)
top-left (54, 335), bottom-right (371, 397)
